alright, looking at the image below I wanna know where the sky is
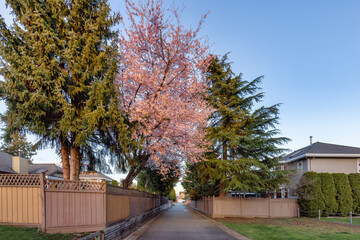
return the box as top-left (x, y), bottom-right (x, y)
top-left (1, 0), bottom-right (360, 194)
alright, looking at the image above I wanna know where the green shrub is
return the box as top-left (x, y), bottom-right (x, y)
top-left (297, 171), bottom-right (325, 217)
top-left (333, 173), bottom-right (353, 215)
top-left (319, 173), bottom-right (337, 216)
top-left (111, 180), bottom-right (118, 186)
top-left (348, 173), bottom-right (360, 213)
top-left (168, 188), bottom-right (176, 202)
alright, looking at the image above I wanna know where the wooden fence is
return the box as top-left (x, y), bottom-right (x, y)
top-left (189, 196), bottom-right (298, 218)
top-left (0, 174), bottom-right (168, 233)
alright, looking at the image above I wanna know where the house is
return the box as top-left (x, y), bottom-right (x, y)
top-left (0, 151), bottom-right (116, 183)
top-left (79, 170), bottom-right (115, 183)
top-left (0, 151), bottom-right (63, 179)
top-left (279, 142), bottom-right (360, 174)
top-left (279, 141), bottom-right (360, 198)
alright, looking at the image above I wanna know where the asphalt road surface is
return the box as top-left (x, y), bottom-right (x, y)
top-left (138, 203), bottom-right (238, 240)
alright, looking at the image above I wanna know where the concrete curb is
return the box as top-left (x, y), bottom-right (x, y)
top-left (189, 208), bottom-right (251, 240)
top-left (124, 205), bottom-right (171, 240)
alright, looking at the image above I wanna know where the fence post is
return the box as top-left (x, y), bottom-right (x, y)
top-left (212, 195), bottom-right (215, 217)
top-left (40, 173), bottom-right (46, 233)
top-left (318, 210), bottom-right (321, 221)
top-left (268, 197), bottom-right (271, 218)
top-left (350, 211), bottom-right (352, 225)
top-left (298, 208), bottom-right (300, 218)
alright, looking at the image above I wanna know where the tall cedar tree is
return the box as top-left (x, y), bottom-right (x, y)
top-left (348, 173), bottom-right (360, 213)
top-left (319, 173), bottom-right (337, 216)
top-left (333, 173), bottom-right (353, 215)
top-left (297, 171), bottom-right (325, 217)
top-left (183, 54), bottom-right (289, 197)
top-left (136, 165), bottom-right (179, 196)
top-left (0, 0), bottom-right (120, 179)
top-left (0, 131), bottom-right (36, 161)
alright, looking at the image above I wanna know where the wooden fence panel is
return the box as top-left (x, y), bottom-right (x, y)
top-left (106, 194), bottom-right (130, 224)
top-left (0, 174), bottom-right (168, 233)
top-left (191, 197), bottom-right (299, 218)
top-left (0, 186), bottom-right (41, 225)
top-left (270, 199), bottom-right (298, 217)
top-left (241, 198), bottom-right (269, 218)
top-left (45, 191), bottom-right (106, 233)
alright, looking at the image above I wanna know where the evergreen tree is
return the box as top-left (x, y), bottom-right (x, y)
top-left (297, 171), bottom-right (325, 217)
top-left (333, 173), bottom-right (353, 215)
top-left (168, 188), bottom-right (176, 202)
top-left (319, 173), bottom-right (337, 216)
top-left (182, 162), bottom-right (220, 200)
top-left (348, 173), bottom-right (360, 213)
top-left (0, 0), bottom-right (120, 179)
top-left (0, 131), bottom-right (36, 161)
top-left (184, 54), bottom-right (289, 197)
top-left (136, 165), bottom-right (179, 196)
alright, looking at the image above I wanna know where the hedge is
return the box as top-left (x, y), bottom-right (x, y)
top-left (297, 171), bottom-right (324, 217)
top-left (348, 173), bottom-right (360, 213)
top-left (333, 173), bottom-right (353, 215)
top-left (319, 173), bottom-right (337, 216)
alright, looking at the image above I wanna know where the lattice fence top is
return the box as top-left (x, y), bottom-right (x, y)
top-left (0, 174), bottom-right (41, 186)
top-left (45, 179), bottom-right (106, 192)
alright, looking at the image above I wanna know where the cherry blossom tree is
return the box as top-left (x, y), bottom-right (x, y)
top-left (117, 0), bottom-right (212, 187)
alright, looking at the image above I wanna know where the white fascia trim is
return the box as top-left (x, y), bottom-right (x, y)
top-left (280, 153), bottom-right (360, 164)
top-left (306, 153), bottom-right (360, 158)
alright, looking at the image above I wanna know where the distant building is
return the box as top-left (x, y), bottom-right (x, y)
top-left (79, 170), bottom-right (115, 183)
top-left (178, 191), bottom-right (185, 199)
top-left (279, 142), bottom-right (360, 198)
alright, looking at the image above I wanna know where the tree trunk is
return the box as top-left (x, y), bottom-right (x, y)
top-left (219, 181), bottom-right (227, 197)
top-left (123, 154), bottom-right (149, 188)
top-left (60, 140), bottom-right (70, 180)
top-left (70, 146), bottom-right (80, 181)
top-left (223, 141), bottom-right (228, 161)
top-left (219, 141), bottom-right (228, 197)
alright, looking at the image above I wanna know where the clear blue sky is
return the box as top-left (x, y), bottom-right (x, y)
top-left (1, 0), bottom-right (360, 193)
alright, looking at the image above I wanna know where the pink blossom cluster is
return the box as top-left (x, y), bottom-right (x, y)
top-left (117, 0), bottom-right (213, 174)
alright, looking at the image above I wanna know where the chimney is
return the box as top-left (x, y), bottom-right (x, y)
top-left (310, 136), bottom-right (313, 145)
top-left (12, 156), bottom-right (29, 174)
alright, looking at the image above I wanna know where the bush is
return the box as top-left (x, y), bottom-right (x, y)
top-left (333, 173), bottom-right (353, 215)
top-left (348, 173), bottom-right (360, 213)
top-left (168, 188), bottom-right (176, 202)
top-left (111, 180), bottom-right (118, 186)
top-left (297, 171), bottom-right (325, 217)
top-left (319, 173), bottom-right (337, 216)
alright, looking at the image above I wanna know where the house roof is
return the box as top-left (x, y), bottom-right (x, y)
top-left (28, 163), bottom-right (63, 176)
top-left (79, 170), bottom-right (115, 181)
top-left (0, 151), bottom-right (16, 173)
top-left (0, 150), bottom-right (63, 176)
top-left (280, 142), bottom-right (360, 163)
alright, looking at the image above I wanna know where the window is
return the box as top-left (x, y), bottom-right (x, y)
top-left (297, 162), bottom-right (302, 171)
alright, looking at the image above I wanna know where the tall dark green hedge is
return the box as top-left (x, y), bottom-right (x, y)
top-left (297, 172), bottom-right (325, 217)
top-left (319, 173), bottom-right (337, 216)
top-left (333, 173), bottom-right (353, 215)
top-left (348, 173), bottom-right (360, 213)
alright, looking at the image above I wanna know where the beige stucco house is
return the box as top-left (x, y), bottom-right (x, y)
top-left (279, 142), bottom-right (360, 198)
